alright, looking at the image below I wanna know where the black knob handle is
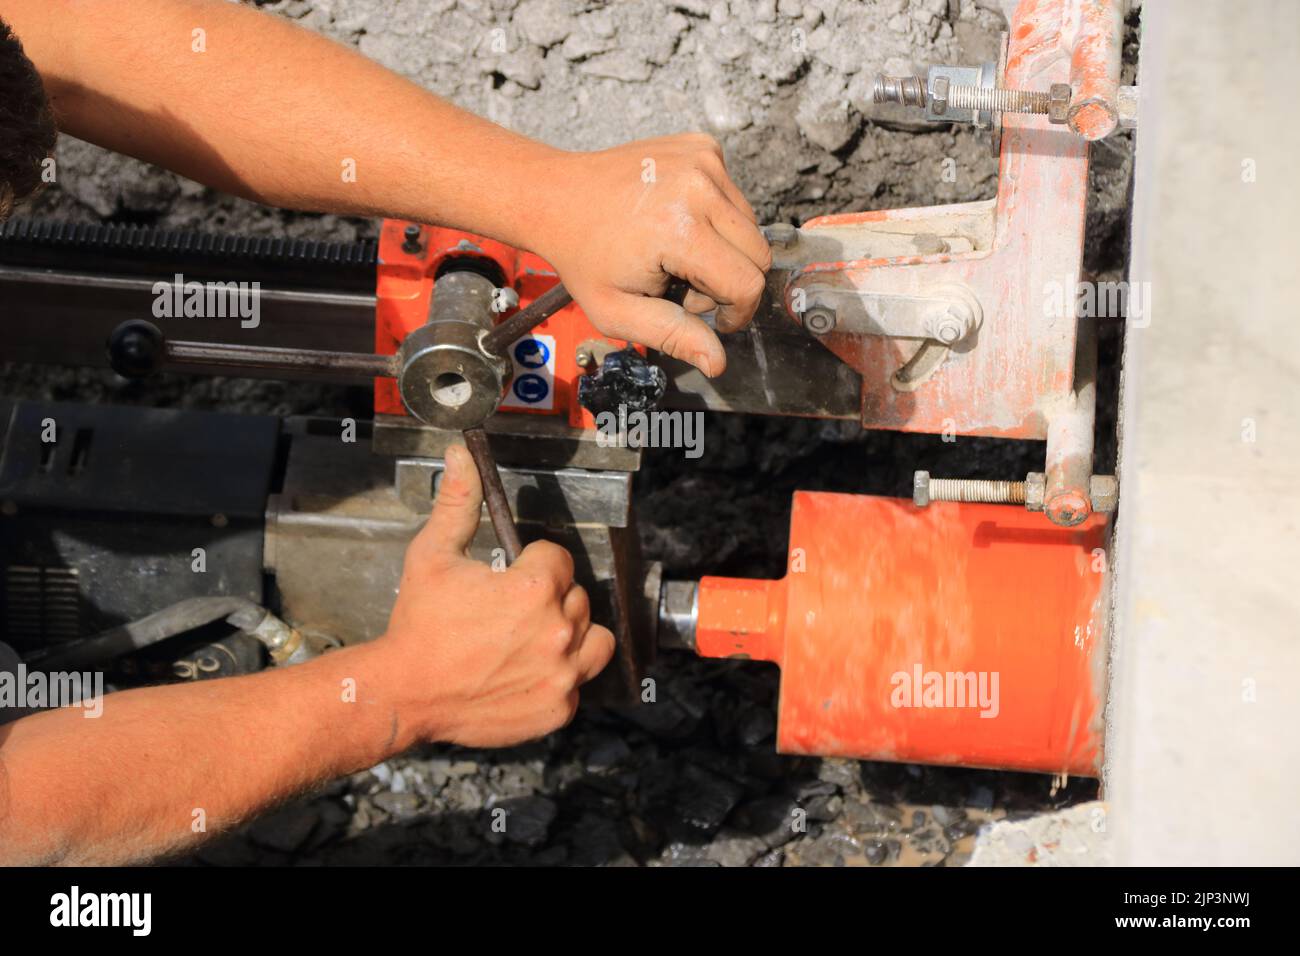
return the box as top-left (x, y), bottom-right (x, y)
top-left (578, 347), bottom-right (668, 417)
top-left (107, 320), bottom-right (165, 379)
top-left (575, 275), bottom-right (685, 417)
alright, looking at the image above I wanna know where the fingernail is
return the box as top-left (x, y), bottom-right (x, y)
top-left (692, 352), bottom-right (715, 377)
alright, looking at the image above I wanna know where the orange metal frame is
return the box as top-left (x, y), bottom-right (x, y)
top-left (785, 0), bottom-right (1098, 441)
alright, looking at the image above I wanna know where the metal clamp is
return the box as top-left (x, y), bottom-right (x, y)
top-left (798, 284), bottom-right (982, 344)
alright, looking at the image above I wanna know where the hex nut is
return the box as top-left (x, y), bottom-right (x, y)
top-left (913, 470), bottom-right (931, 508)
top-left (927, 285), bottom-right (982, 345)
top-left (1025, 472), bottom-right (1046, 512)
top-left (931, 301), bottom-right (974, 344)
top-left (1089, 474), bottom-right (1119, 512)
top-left (929, 75), bottom-right (950, 116)
top-left (1048, 83), bottom-right (1072, 124)
top-left (933, 316), bottom-right (964, 344)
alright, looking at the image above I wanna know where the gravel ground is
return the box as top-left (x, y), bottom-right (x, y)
top-left (189, 651), bottom-right (1098, 867)
top-left (2, 0), bottom-right (1138, 865)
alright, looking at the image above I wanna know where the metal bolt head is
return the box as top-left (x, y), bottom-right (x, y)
top-left (1025, 472), bottom-right (1046, 512)
top-left (934, 317), bottom-right (963, 344)
top-left (576, 339), bottom-right (615, 370)
top-left (402, 224), bottom-right (423, 254)
top-left (929, 75), bottom-right (950, 116)
top-left (804, 306), bottom-right (837, 336)
top-left (912, 470), bottom-right (931, 508)
top-left (931, 302), bottom-right (973, 344)
top-left (1048, 83), bottom-right (1072, 124)
top-left (763, 222), bottom-right (798, 249)
top-left (1089, 475), bottom-right (1119, 512)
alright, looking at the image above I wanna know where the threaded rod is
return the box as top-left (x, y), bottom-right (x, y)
top-left (946, 85), bottom-right (1050, 114)
top-left (929, 478), bottom-right (1027, 504)
top-left (874, 73), bottom-right (1061, 118)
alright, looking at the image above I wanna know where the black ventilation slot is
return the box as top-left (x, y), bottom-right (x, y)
top-left (69, 428), bottom-right (92, 476)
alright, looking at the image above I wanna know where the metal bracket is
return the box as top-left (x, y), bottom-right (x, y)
top-left (801, 284), bottom-right (982, 344)
top-left (394, 457), bottom-right (631, 528)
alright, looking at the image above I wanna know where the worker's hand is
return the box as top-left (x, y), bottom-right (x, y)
top-left (533, 133), bottom-right (771, 378)
top-left (378, 444), bottom-right (615, 748)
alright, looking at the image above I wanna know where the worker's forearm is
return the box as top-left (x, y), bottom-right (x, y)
top-left (5, 0), bottom-right (564, 252)
top-left (4, 0), bottom-right (771, 376)
top-left (0, 642), bottom-right (412, 865)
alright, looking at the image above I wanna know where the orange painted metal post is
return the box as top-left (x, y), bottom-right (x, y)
top-left (779, 0), bottom-right (1126, 444)
top-left (1044, 310), bottom-right (1098, 525)
top-left (698, 493), bottom-right (1109, 776)
top-left (1068, 0), bottom-right (1124, 141)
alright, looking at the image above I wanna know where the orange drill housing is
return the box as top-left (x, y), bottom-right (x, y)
top-left (374, 220), bottom-right (629, 430)
top-left (697, 494), bottom-right (1108, 775)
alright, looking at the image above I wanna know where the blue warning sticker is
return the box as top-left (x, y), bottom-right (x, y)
top-left (513, 374), bottom-right (549, 404)
top-left (514, 338), bottom-right (550, 369)
top-left (502, 333), bottom-right (556, 410)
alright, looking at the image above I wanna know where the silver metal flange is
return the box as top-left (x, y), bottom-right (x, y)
top-left (397, 270), bottom-right (510, 430)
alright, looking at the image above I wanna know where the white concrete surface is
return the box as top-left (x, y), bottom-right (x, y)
top-left (1107, 0), bottom-right (1300, 864)
top-left (969, 803), bottom-right (1111, 867)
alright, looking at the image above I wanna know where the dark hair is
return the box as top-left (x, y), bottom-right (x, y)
top-left (0, 16), bottom-right (57, 221)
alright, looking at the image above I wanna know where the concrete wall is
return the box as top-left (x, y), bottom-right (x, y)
top-left (30, 0), bottom-right (1009, 235)
top-left (1109, 0), bottom-right (1300, 865)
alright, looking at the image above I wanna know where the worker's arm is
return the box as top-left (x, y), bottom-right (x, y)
top-left (0, 445), bottom-right (614, 865)
top-left (0, 0), bottom-right (770, 376)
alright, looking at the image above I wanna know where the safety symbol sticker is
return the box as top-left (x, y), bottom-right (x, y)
top-left (502, 333), bottom-right (556, 410)
top-left (514, 338), bottom-right (550, 369)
